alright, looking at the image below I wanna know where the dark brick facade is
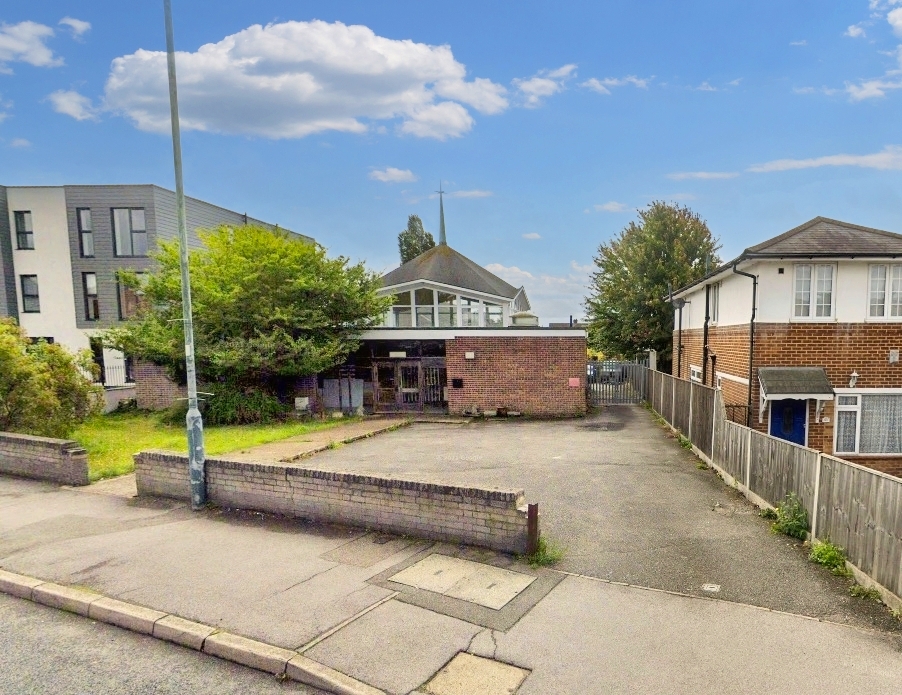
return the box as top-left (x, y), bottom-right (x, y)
top-left (134, 360), bottom-right (186, 411)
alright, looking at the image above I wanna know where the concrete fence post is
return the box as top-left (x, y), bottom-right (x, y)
top-left (811, 454), bottom-right (823, 540)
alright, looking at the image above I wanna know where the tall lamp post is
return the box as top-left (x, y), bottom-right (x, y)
top-left (163, 0), bottom-right (206, 509)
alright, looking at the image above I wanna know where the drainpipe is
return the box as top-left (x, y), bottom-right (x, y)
top-left (732, 264), bottom-right (757, 428)
top-left (702, 285), bottom-right (710, 385)
top-left (676, 301), bottom-right (684, 379)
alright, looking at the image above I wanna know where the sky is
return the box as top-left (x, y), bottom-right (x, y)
top-left (2, 1), bottom-right (902, 323)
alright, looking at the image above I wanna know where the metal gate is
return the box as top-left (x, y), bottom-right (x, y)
top-left (587, 360), bottom-right (648, 405)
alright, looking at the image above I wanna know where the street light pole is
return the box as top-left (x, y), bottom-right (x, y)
top-left (163, 0), bottom-right (206, 509)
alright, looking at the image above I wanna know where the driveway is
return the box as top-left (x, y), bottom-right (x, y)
top-left (301, 405), bottom-right (900, 633)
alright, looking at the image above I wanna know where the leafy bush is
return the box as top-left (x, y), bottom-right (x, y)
top-left (0, 319), bottom-right (103, 438)
top-left (770, 493), bottom-right (809, 540)
top-left (203, 383), bottom-right (288, 425)
top-left (808, 540), bottom-right (852, 576)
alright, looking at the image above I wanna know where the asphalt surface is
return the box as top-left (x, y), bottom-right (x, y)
top-left (0, 592), bottom-right (322, 695)
top-left (301, 405), bottom-right (901, 633)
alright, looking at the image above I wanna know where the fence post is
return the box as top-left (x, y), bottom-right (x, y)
top-left (688, 383), bottom-right (694, 441)
top-left (745, 428), bottom-right (752, 491)
top-left (711, 388), bottom-right (717, 460)
top-left (810, 454), bottom-right (823, 540)
top-left (671, 376), bottom-right (676, 426)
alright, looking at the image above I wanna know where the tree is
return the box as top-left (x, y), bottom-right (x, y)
top-left (0, 319), bottom-right (102, 438)
top-left (108, 225), bottom-right (390, 399)
top-left (585, 202), bottom-right (721, 362)
top-left (398, 215), bottom-right (435, 264)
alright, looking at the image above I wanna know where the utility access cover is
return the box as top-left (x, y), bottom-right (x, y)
top-left (420, 653), bottom-right (529, 695)
top-left (389, 554), bottom-right (536, 610)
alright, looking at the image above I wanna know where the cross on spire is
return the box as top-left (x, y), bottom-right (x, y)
top-left (436, 182), bottom-right (447, 245)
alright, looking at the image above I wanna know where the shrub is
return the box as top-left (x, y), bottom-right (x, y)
top-left (808, 540), bottom-right (851, 577)
top-left (770, 493), bottom-right (808, 540)
top-left (203, 383), bottom-right (289, 425)
top-left (0, 319), bottom-right (102, 438)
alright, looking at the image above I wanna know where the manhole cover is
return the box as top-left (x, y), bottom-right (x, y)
top-left (420, 652), bottom-right (529, 695)
top-left (389, 554), bottom-right (536, 610)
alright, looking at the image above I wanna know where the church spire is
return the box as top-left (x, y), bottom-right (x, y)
top-left (437, 182), bottom-right (447, 245)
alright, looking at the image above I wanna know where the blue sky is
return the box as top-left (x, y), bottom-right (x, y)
top-left (2, 1), bottom-right (902, 322)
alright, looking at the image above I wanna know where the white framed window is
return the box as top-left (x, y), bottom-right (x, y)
top-left (834, 391), bottom-right (902, 455)
top-left (868, 264), bottom-right (902, 319)
top-left (689, 365), bottom-right (702, 383)
top-left (793, 264), bottom-right (834, 318)
top-left (709, 283), bottom-right (720, 323)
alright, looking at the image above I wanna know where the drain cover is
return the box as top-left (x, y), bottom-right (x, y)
top-left (701, 583), bottom-right (721, 593)
top-left (421, 652), bottom-right (529, 695)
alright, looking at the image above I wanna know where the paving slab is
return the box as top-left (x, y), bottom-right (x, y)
top-left (419, 652), bottom-right (529, 695)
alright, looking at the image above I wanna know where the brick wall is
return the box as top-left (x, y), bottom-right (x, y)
top-left (446, 336), bottom-right (587, 417)
top-left (0, 432), bottom-right (89, 486)
top-left (135, 451), bottom-right (532, 553)
top-left (135, 360), bottom-right (186, 410)
top-left (674, 322), bottom-right (902, 477)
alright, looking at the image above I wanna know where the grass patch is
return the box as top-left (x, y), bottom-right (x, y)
top-left (808, 540), bottom-right (852, 577)
top-left (849, 584), bottom-right (882, 601)
top-left (520, 537), bottom-right (564, 568)
top-left (770, 493), bottom-right (809, 540)
top-left (74, 411), bottom-right (356, 481)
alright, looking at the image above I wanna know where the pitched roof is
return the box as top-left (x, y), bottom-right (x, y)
top-left (381, 244), bottom-right (520, 299)
top-left (745, 217), bottom-right (902, 257)
top-left (758, 367), bottom-right (834, 399)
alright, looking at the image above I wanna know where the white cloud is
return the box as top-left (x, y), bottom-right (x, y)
top-left (747, 145), bottom-right (902, 172)
top-left (369, 167), bottom-right (417, 183)
top-left (581, 75), bottom-right (650, 95)
top-left (512, 64), bottom-right (577, 107)
top-left (485, 261), bottom-right (591, 323)
top-left (667, 171), bottom-right (739, 180)
top-left (845, 24), bottom-right (867, 38)
top-left (696, 81), bottom-right (717, 91)
top-left (790, 39), bottom-right (808, 46)
top-left (48, 89), bottom-right (98, 120)
top-left (846, 78), bottom-right (902, 100)
top-left (727, 78), bottom-right (743, 86)
top-left (59, 17), bottom-right (91, 38)
top-left (9, 138), bottom-right (31, 148)
top-left (522, 232), bottom-right (541, 240)
top-left (0, 21), bottom-right (63, 72)
top-left (98, 20), bottom-right (507, 140)
top-left (592, 201), bottom-right (628, 212)
top-left (890, 7), bottom-right (902, 36)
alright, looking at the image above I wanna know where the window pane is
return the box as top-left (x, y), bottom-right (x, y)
top-left (22, 276), bottom-right (37, 294)
top-left (891, 265), bottom-right (902, 317)
top-left (132, 231), bottom-right (148, 257)
top-left (393, 307), bottom-right (412, 327)
top-left (14, 211), bottom-right (33, 232)
top-left (869, 265), bottom-right (887, 317)
top-left (859, 395), bottom-right (902, 454)
top-left (460, 296), bottom-right (480, 327)
top-left (414, 288), bottom-right (434, 306)
top-left (437, 293), bottom-right (456, 327)
top-left (837, 395), bottom-right (858, 406)
top-left (78, 208), bottom-right (92, 231)
top-left (794, 265), bottom-right (811, 317)
top-left (130, 208), bottom-right (146, 231)
top-left (85, 273), bottom-right (97, 295)
top-left (836, 410), bottom-right (857, 453)
top-left (21, 276), bottom-right (39, 312)
top-left (416, 306), bottom-right (434, 327)
top-left (814, 265), bottom-right (833, 317)
top-left (81, 231), bottom-right (94, 257)
top-left (485, 303), bottom-right (503, 327)
top-left (392, 292), bottom-right (410, 306)
top-left (113, 208), bottom-right (132, 256)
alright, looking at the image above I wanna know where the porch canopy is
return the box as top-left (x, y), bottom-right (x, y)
top-left (758, 367), bottom-right (834, 423)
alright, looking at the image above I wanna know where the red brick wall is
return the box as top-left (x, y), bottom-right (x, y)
top-left (673, 322), bottom-right (902, 477)
top-left (135, 360), bottom-right (186, 410)
top-left (446, 336), bottom-right (587, 417)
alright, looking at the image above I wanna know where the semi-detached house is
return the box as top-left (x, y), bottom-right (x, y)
top-left (670, 217), bottom-right (902, 478)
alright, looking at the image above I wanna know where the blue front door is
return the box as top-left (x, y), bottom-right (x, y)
top-left (770, 399), bottom-right (806, 445)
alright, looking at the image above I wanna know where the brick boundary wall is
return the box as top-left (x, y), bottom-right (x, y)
top-left (135, 361), bottom-right (187, 411)
top-left (446, 336), bottom-right (587, 417)
top-left (135, 451), bottom-right (531, 553)
top-left (0, 432), bottom-right (89, 486)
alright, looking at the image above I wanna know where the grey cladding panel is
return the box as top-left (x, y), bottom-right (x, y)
top-left (0, 186), bottom-right (17, 318)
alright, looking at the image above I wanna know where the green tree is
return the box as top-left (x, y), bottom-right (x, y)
top-left (398, 214), bottom-right (435, 264)
top-left (585, 202), bottom-right (721, 362)
top-left (108, 225), bottom-right (390, 397)
top-left (0, 319), bottom-right (102, 438)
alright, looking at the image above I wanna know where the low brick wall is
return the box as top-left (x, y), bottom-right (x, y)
top-left (0, 432), bottom-right (89, 486)
top-left (135, 451), bottom-right (531, 553)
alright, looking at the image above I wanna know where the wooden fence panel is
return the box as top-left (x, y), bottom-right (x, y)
top-left (660, 374), bottom-right (674, 425)
top-left (690, 383), bottom-right (715, 458)
top-left (717, 421), bottom-right (750, 484)
top-left (748, 430), bottom-right (818, 514)
top-left (817, 456), bottom-right (902, 599)
top-left (672, 378), bottom-right (691, 435)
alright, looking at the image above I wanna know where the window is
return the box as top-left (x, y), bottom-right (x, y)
top-left (83, 273), bottom-right (100, 320)
top-left (868, 264), bottom-right (902, 318)
top-left (461, 297), bottom-right (480, 327)
top-left (794, 264), bottom-right (834, 318)
top-left (117, 273), bottom-right (146, 320)
top-left (77, 208), bottom-right (94, 257)
top-left (14, 211), bottom-right (34, 250)
top-left (689, 365), bottom-right (702, 383)
top-left (112, 208), bottom-right (147, 257)
top-left (437, 292), bottom-right (456, 327)
top-left (20, 275), bottom-right (39, 313)
top-left (835, 393), bottom-right (902, 455)
top-left (709, 283), bottom-right (720, 322)
top-left (484, 303), bottom-right (503, 327)
top-left (415, 288), bottom-right (434, 327)
top-left (391, 292), bottom-right (412, 327)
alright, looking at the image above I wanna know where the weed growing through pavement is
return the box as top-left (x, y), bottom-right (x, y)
top-left (696, 461), bottom-right (708, 470)
top-left (770, 493), bottom-right (808, 540)
top-left (678, 434), bottom-right (692, 450)
top-left (758, 507), bottom-right (778, 520)
top-left (849, 584), bottom-right (882, 601)
top-left (520, 537), bottom-right (564, 568)
top-left (808, 540), bottom-right (852, 577)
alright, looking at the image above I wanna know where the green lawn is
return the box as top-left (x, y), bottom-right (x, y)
top-left (74, 412), bottom-right (355, 482)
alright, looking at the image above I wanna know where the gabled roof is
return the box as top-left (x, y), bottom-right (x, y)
top-left (672, 217), bottom-right (902, 298)
top-left (758, 367), bottom-right (834, 400)
top-left (381, 244), bottom-right (520, 299)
